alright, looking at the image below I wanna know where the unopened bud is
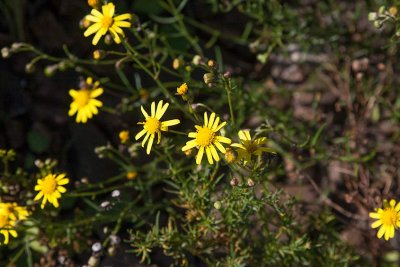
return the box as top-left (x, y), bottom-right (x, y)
top-left (25, 62), bottom-right (35, 73)
top-left (91, 242), bottom-right (102, 253)
top-left (192, 55), bottom-right (202, 65)
top-left (378, 6), bottom-right (386, 15)
top-left (223, 71), bottom-right (231, 79)
top-left (389, 6), bottom-right (398, 16)
top-left (44, 65), bottom-right (58, 77)
top-left (104, 34), bottom-right (113, 45)
top-left (1, 47), bottom-right (11, 58)
top-left (373, 20), bottom-right (383, 29)
top-left (79, 18), bottom-right (91, 29)
top-left (224, 148), bottom-right (236, 164)
top-left (230, 177), bottom-right (239, 186)
top-left (87, 0), bottom-right (101, 9)
top-left (207, 59), bottom-right (217, 68)
top-left (247, 178), bottom-right (255, 187)
top-left (93, 50), bottom-right (105, 60)
top-left (172, 58), bottom-right (182, 69)
top-left (214, 201), bottom-right (222, 209)
top-left (368, 12), bottom-right (378, 21)
top-left (88, 256), bottom-right (100, 267)
top-left (203, 73), bottom-right (216, 84)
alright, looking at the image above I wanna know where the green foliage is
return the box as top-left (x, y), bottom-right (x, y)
top-left (2, 0), bottom-right (399, 266)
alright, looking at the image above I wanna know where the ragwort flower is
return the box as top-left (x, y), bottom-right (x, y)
top-left (0, 202), bottom-right (29, 221)
top-left (68, 77), bottom-right (103, 123)
top-left (34, 173), bottom-right (69, 209)
top-left (370, 199), bottom-right (400, 240)
top-left (231, 130), bottom-right (275, 165)
top-left (84, 2), bottom-right (132, 45)
top-left (0, 215), bottom-right (17, 245)
top-left (182, 112), bottom-right (231, 164)
top-left (135, 100), bottom-right (180, 154)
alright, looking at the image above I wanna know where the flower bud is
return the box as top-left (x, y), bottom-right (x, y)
top-left (119, 130), bottom-right (130, 144)
top-left (247, 178), bottom-right (255, 187)
top-left (373, 20), bottom-right (383, 29)
top-left (214, 201), bottom-right (222, 209)
top-left (389, 6), bottom-right (398, 16)
top-left (368, 12), bottom-right (378, 21)
top-left (224, 148), bottom-right (236, 164)
top-left (192, 55), bottom-right (202, 65)
top-left (203, 73), bottom-right (216, 84)
top-left (44, 65), bottom-right (58, 77)
top-left (230, 177), bottom-right (239, 186)
top-left (172, 58), bottom-right (182, 69)
top-left (126, 171), bottom-right (137, 180)
top-left (1, 47), bottom-right (11, 58)
top-left (25, 62), bottom-right (36, 73)
top-left (87, 0), bottom-right (101, 9)
top-left (79, 17), bottom-right (91, 29)
top-left (104, 34), bottom-right (113, 45)
top-left (93, 50), bottom-right (105, 60)
top-left (207, 59), bottom-right (217, 68)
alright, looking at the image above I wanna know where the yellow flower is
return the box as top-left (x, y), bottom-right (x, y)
top-left (0, 202), bottom-right (29, 221)
top-left (68, 77), bottom-right (103, 123)
top-left (119, 130), bottom-right (130, 143)
top-left (34, 173), bottom-right (69, 209)
top-left (176, 83), bottom-right (188, 96)
top-left (84, 2), bottom-right (132, 45)
top-left (135, 100), bottom-right (180, 154)
top-left (0, 215), bottom-right (17, 245)
top-left (182, 112), bottom-right (231, 164)
top-left (231, 130), bottom-right (275, 165)
top-left (370, 199), bottom-right (400, 240)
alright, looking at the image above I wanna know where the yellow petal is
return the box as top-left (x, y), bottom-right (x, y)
top-left (156, 101), bottom-right (169, 119)
top-left (146, 134), bottom-right (154, 154)
top-left (151, 102), bottom-right (156, 117)
top-left (91, 88), bottom-right (103, 98)
top-left (204, 112), bottom-right (208, 127)
top-left (135, 129), bottom-right (147, 140)
top-left (371, 220), bottom-right (382, 229)
top-left (141, 106), bottom-right (149, 118)
top-left (84, 23), bottom-right (102, 37)
top-left (196, 147), bottom-right (204, 164)
top-left (91, 8), bottom-right (104, 18)
top-left (377, 225), bottom-right (385, 239)
top-left (216, 136), bottom-right (231, 144)
top-left (208, 113), bottom-right (215, 128)
top-left (161, 119), bottom-right (180, 128)
top-left (188, 132), bottom-right (197, 138)
top-left (214, 121), bottom-right (227, 132)
top-left (205, 147), bottom-right (213, 164)
top-left (113, 21), bottom-right (131, 28)
top-left (212, 116), bottom-right (220, 130)
top-left (142, 132), bottom-right (150, 147)
top-left (210, 145), bottom-right (220, 162)
top-left (182, 140), bottom-right (197, 151)
top-left (214, 141), bottom-right (226, 153)
top-left (114, 13), bottom-right (132, 21)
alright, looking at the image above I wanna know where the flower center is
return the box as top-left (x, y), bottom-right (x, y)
top-left (0, 215), bottom-right (8, 228)
top-left (246, 142), bottom-right (258, 154)
top-left (101, 16), bottom-right (113, 28)
top-left (381, 208), bottom-right (398, 226)
top-left (196, 127), bottom-right (215, 147)
top-left (74, 90), bottom-right (91, 107)
top-left (41, 175), bottom-right (57, 194)
top-left (144, 117), bottom-right (161, 134)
